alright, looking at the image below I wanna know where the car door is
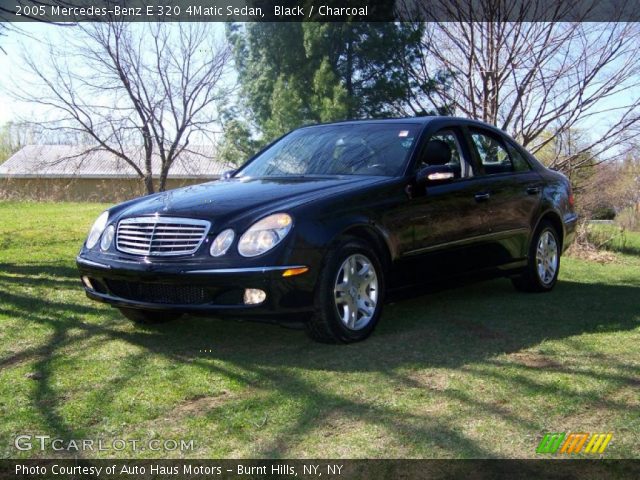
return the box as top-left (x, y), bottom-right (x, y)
top-left (401, 126), bottom-right (493, 278)
top-left (465, 127), bottom-right (543, 266)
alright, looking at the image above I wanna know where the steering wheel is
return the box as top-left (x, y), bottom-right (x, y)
top-left (346, 144), bottom-right (378, 170)
top-left (353, 163), bottom-right (387, 175)
top-left (368, 163), bottom-right (386, 170)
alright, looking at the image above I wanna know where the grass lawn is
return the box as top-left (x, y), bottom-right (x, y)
top-left (0, 202), bottom-right (638, 459)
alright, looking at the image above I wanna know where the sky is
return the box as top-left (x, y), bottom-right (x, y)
top-left (0, 22), bottom-right (228, 126)
top-left (0, 24), bottom-right (50, 124)
top-left (0, 21), bottom-right (636, 153)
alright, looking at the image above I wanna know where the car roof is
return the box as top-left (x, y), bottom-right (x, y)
top-left (300, 116), bottom-right (501, 130)
top-left (296, 116), bottom-right (542, 168)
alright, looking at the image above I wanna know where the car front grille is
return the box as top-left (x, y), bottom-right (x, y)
top-left (116, 217), bottom-right (210, 256)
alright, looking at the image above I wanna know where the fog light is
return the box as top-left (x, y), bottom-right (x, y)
top-left (210, 228), bottom-right (235, 257)
top-left (243, 288), bottom-right (266, 305)
top-left (81, 276), bottom-right (94, 290)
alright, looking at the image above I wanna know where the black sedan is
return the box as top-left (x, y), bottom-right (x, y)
top-left (77, 117), bottom-right (577, 343)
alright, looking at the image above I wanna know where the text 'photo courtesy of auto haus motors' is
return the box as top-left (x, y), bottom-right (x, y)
top-left (77, 116), bottom-right (577, 343)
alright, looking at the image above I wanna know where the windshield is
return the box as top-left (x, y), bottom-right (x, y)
top-left (236, 123), bottom-right (421, 178)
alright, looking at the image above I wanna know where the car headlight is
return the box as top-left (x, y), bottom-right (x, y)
top-left (86, 211), bottom-right (109, 249)
top-left (100, 225), bottom-right (115, 251)
top-left (210, 229), bottom-right (235, 257)
top-left (238, 213), bottom-right (293, 257)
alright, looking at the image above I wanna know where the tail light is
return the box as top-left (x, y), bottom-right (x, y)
top-left (568, 184), bottom-right (575, 207)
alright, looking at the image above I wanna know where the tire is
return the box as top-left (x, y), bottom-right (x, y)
top-left (118, 307), bottom-right (182, 324)
top-left (512, 221), bottom-right (561, 293)
top-left (305, 237), bottom-right (386, 343)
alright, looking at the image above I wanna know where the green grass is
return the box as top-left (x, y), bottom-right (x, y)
top-left (586, 222), bottom-right (640, 257)
top-left (0, 202), bottom-right (638, 459)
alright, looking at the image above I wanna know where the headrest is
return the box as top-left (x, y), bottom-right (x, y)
top-left (423, 139), bottom-right (452, 166)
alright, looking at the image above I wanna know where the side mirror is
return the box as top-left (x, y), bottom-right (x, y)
top-left (222, 169), bottom-right (236, 179)
top-left (416, 165), bottom-right (456, 186)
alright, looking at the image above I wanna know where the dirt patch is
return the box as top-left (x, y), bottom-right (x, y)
top-left (169, 391), bottom-right (234, 417)
top-left (123, 388), bottom-right (258, 434)
top-left (566, 244), bottom-right (618, 264)
top-left (509, 352), bottom-right (561, 369)
top-left (403, 371), bottom-right (450, 392)
top-left (166, 388), bottom-right (262, 421)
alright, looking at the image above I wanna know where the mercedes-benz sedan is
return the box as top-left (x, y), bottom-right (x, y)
top-left (77, 117), bottom-right (577, 343)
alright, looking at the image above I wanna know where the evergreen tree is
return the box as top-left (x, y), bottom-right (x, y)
top-left (220, 21), bottom-right (430, 165)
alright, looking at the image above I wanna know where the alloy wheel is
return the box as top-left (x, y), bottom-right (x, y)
top-left (535, 230), bottom-right (558, 285)
top-left (334, 253), bottom-right (379, 330)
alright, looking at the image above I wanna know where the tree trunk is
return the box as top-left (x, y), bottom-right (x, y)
top-left (159, 167), bottom-right (169, 192)
top-left (345, 30), bottom-right (354, 118)
top-left (143, 174), bottom-right (154, 194)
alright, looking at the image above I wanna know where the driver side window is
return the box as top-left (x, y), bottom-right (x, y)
top-left (419, 130), bottom-right (474, 179)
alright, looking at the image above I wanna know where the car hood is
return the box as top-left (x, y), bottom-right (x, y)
top-left (114, 176), bottom-right (385, 221)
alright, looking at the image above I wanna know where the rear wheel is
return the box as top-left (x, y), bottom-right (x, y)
top-left (512, 221), bottom-right (561, 292)
top-left (118, 307), bottom-right (182, 324)
top-left (305, 237), bottom-right (385, 343)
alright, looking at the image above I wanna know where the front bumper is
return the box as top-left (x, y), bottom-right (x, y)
top-left (76, 255), bottom-right (316, 317)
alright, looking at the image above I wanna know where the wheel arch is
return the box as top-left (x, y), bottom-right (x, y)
top-left (533, 210), bottom-right (565, 252)
top-left (336, 224), bottom-right (393, 273)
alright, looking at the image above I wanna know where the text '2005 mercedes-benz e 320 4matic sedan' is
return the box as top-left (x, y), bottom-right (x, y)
top-left (77, 117), bottom-right (577, 343)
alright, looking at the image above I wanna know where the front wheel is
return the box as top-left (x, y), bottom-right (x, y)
top-left (305, 237), bottom-right (385, 343)
top-left (118, 307), bottom-right (182, 324)
top-left (512, 221), bottom-right (561, 292)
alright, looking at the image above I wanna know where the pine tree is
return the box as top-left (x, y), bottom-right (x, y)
top-left (220, 22), bottom-right (432, 165)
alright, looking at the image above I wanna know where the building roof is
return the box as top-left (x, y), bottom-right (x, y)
top-left (0, 145), bottom-right (228, 179)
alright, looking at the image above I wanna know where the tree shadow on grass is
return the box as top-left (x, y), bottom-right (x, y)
top-left (0, 263), bottom-right (82, 291)
top-left (1, 260), bottom-right (639, 458)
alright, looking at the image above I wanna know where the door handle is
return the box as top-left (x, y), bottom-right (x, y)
top-left (474, 192), bottom-right (491, 202)
top-left (526, 186), bottom-right (541, 195)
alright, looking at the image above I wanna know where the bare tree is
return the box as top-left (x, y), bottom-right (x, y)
top-left (405, 0), bottom-right (640, 172)
top-left (15, 22), bottom-right (231, 193)
top-left (0, 121), bottom-right (35, 162)
top-left (1, 1), bottom-right (78, 53)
